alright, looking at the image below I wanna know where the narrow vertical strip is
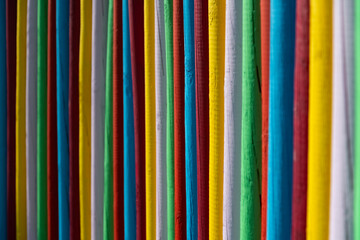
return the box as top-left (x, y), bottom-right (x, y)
top-left (291, 0), bottom-right (309, 238)
top-left (91, 0), bottom-right (108, 238)
top-left (16, 0), bottom-right (27, 239)
top-left (69, 0), bottom-right (80, 238)
top-left (155, 0), bottom-right (167, 238)
top-left (103, 0), bottom-right (113, 239)
top-left (47, 0), bottom-right (59, 238)
top-left (164, 0), bottom-right (175, 238)
top-left (123, 0), bottom-right (136, 238)
top-left (79, 0), bottom-right (92, 238)
top-left (329, 0), bottom-right (354, 238)
top-left (208, 0), bottom-right (225, 238)
top-left (241, 0), bottom-right (261, 238)
top-left (0, 0), bottom-right (6, 238)
top-left (145, 0), bottom-right (156, 238)
top-left (56, 0), bottom-right (70, 238)
top-left (184, 0), bottom-right (197, 238)
top-left (267, 0), bottom-right (296, 238)
top-left (223, 0), bottom-right (241, 238)
top-left (260, 0), bottom-right (269, 238)
top-left (7, 0), bottom-right (17, 238)
top-left (128, 0), bottom-right (146, 238)
top-left (173, 0), bottom-right (186, 237)
top-left (355, 0), bottom-right (360, 238)
top-left (113, 0), bottom-right (124, 238)
top-left (194, 0), bottom-right (209, 238)
top-left (37, 0), bottom-right (48, 238)
top-left (307, 0), bottom-right (332, 239)
top-left (26, 0), bottom-right (38, 239)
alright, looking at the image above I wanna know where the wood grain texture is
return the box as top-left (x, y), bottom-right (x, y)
top-left (184, 0), bottom-right (197, 239)
top-left (47, 0), bottom-right (59, 238)
top-left (113, 0), bottom-right (124, 239)
top-left (355, 0), bottom-right (360, 238)
top-left (164, 0), bottom-right (175, 238)
top-left (69, 0), bottom-right (81, 238)
top-left (329, 0), bottom-right (353, 238)
top-left (173, 0), bottom-right (186, 238)
top-left (208, 0), bottom-right (225, 238)
top-left (16, 0), bottom-right (27, 239)
top-left (291, 0), bottom-right (309, 238)
top-left (37, 0), bottom-right (48, 238)
top-left (306, 0), bottom-right (332, 238)
top-left (79, 0), bottom-right (92, 238)
top-left (123, 0), bottom-right (136, 238)
top-left (267, 0), bottom-right (295, 239)
top-left (145, 0), bottom-right (156, 238)
top-left (260, 0), bottom-right (269, 238)
top-left (241, 0), bottom-right (261, 238)
top-left (103, 0), bottom-right (113, 238)
top-left (155, 0), bottom-right (167, 238)
top-left (128, 0), bottom-right (146, 238)
top-left (223, 0), bottom-right (241, 238)
top-left (26, 0), bottom-right (38, 238)
top-left (194, 0), bottom-right (209, 238)
top-left (91, 0), bottom-right (108, 239)
top-left (56, 0), bottom-right (70, 238)
top-left (6, 0), bottom-right (16, 237)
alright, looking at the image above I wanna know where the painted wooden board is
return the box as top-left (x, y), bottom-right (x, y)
top-left (103, 0), bottom-right (113, 239)
top-left (47, 0), bottom-right (59, 238)
top-left (306, 0), bottom-right (332, 238)
top-left (113, 0), bottom-right (124, 239)
top-left (26, 0), bottom-right (38, 239)
top-left (145, 0), bottom-right (156, 238)
top-left (223, 0), bottom-right (241, 238)
top-left (208, 0), bottom-right (225, 238)
top-left (329, 0), bottom-right (354, 238)
top-left (128, 0), bottom-right (146, 238)
top-left (7, 0), bottom-right (17, 238)
top-left (260, 0), bottom-right (269, 238)
top-left (79, 0), bottom-right (92, 238)
top-left (122, 0), bottom-right (136, 238)
top-left (155, 0), bottom-right (167, 238)
top-left (267, 0), bottom-right (295, 239)
top-left (91, 0), bottom-right (108, 239)
top-left (241, 0), bottom-right (262, 238)
top-left (164, 0), bottom-right (175, 238)
top-left (0, 0), bottom-right (6, 238)
top-left (194, 0), bottom-right (209, 238)
top-left (37, 0), bottom-right (48, 238)
top-left (291, 0), bottom-right (309, 238)
top-left (355, 0), bottom-right (360, 239)
top-left (56, 0), bottom-right (70, 238)
top-left (16, 0), bottom-right (27, 239)
top-left (184, 0), bottom-right (198, 238)
top-left (69, 0), bottom-right (80, 238)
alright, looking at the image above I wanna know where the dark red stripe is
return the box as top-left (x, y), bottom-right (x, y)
top-left (47, 0), bottom-right (58, 239)
top-left (6, 0), bottom-right (16, 238)
top-left (69, 0), bottom-right (80, 239)
top-left (113, 0), bottom-right (124, 239)
top-left (291, 0), bottom-right (309, 239)
top-left (194, 0), bottom-right (209, 239)
top-left (173, 0), bottom-right (186, 239)
top-left (128, 0), bottom-right (145, 239)
top-left (260, 0), bottom-right (269, 239)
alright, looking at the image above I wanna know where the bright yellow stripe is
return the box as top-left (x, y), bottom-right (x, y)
top-left (79, 0), bottom-right (92, 239)
top-left (145, 0), bottom-right (156, 239)
top-left (16, 0), bottom-right (27, 239)
top-left (208, 0), bottom-right (225, 239)
top-left (307, 0), bottom-right (332, 239)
